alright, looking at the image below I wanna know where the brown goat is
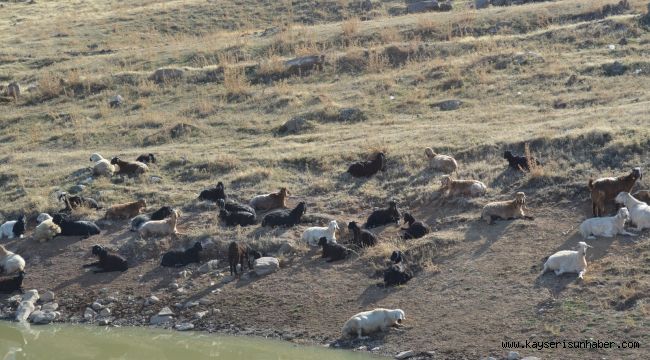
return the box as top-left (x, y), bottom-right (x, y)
top-left (105, 199), bottom-right (147, 220)
top-left (110, 157), bottom-right (148, 176)
top-left (228, 241), bottom-right (252, 276)
top-left (249, 187), bottom-right (290, 211)
top-left (589, 167), bottom-right (642, 217)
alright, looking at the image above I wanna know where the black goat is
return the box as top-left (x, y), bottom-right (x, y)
top-left (83, 245), bottom-right (128, 273)
top-left (198, 182), bottom-right (227, 202)
top-left (365, 200), bottom-right (400, 228)
top-left (503, 150), bottom-right (540, 172)
top-left (58, 193), bottom-right (102, 212)
top-left (130, 206), bottom-right (175, 231)
top-left (318, 237), bottom-right (352, 262)
top-left (390, 250), bottom-right (404, 264)
top-left (383, 263), bottom-right (413, 287)
top-left (0, 271), bottom-right (25, 294)
top-left (52, 214), bottom-right (100, 238)
top-left (217, 198), bottom-right (255, 215)
top-left (219, 209), bottom-right (256, 227)
top-left (348, 221), bottom-right (377, 247)
top-left (228, 241), bottom-right (254, 276)
top-left (136, 153), bottom-right (156, 164)
top-left (12, 215), bottom-right (26, 238)
top-left (347, 152), bottom-right (386, 178)
top-left (261, 202), bottom-right (306, 227)
top-left (401, 212), bottom-right (430, 239)
top-left (161, 242), bottom-right (203, 267)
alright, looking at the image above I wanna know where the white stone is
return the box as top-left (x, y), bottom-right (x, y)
top-left (174, 322), bottom-right (194, 331)
top-left (91, 302), bottom-right (104, 311)
top-left (253, 257), bottom-right (280, 276)
top-left (30, 310), bottom-right (58, 324)
top-left (42, 302), bottom-right (59, 311)
top-left (22, 290), bottom-right (39, 304)
top-left (194, 311), bottom-right (208, 319)
top-left (507, 351), bottom-right (520, 360)
top-left (100, 308), bottom-right (111, 317)
top-left (16, 301), bottom-right (35, 322)
top-left (144, 296), bottom-right (160, 306)
top-left (40, 291), bottom-right (55, 303)
top-left (198, 260), bottom-right (219, 274)
top-left (84, 307), bottom-right (97, 321)
top-left (395, 350), bottom-right (415, 360)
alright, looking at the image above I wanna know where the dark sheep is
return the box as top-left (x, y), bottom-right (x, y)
top-left (161, 242), bottom-right (203, 267)
top-left (219, 209), bottom-right (256, 227)
top-left (228, 241), bottom-right (254, 276)
top-left (110, 156), bottom-right (148, 176)
top-left (365, 200), bottom-right (400, 228)
top-left (217, 199), bottom-right (255, 215)
top-left (261, 202), bottom-right (306, 227)
top-left (58, 193), bottom-right (102, 212)
top-left (130, 206), bottom-right (175, 231)
top-left (347, 152), bottom-right (386, 178)
top-left (12, 215), bottom-right (26, 238)
top-left (52, 214), bottom-right (101, 238)
top-left (348, 221), bottom-right (377, 247)
top-left (83, 245), bottom-right (128, 273)
top-left (198, 182), bottom-right (227, 202)
top-left (401, 212), bottom-right (430, 239)
top-left (318, 237), bottom-right (352, 262)
top-left (0, 271), bottom-right (25, 294)
top-left (589, 167), bottom-right (642, 217)
top-left (503, 150), bottom-right (541, 172)
top-left (136, 153), bottom-right (156, 164)
top-left (383, 263), bottom-right (413, 287)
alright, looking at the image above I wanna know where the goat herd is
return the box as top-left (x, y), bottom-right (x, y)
top-left (0, 147), bottom-right (648, 339)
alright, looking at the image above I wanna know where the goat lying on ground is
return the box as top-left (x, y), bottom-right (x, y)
top-left (365, 200), bottom-right (400, 228)
top-left (503, 150), bottom-right (541, 172)
top-left (401, 212), bottom-right (429, 239)
top-left (83, 245), bottom-right (128, 273)
top-left (161, 242), bottom-right (203, 267)
top-left (347, 152), bottom-right (386, 178)
top-left (318, 237), bottom-right (352, 262)
top-left (348, 221), bottom-right (377, 247)
top-left (481, 192), bottom-right (533, 224)
top-left (261, 202), bottom-right (306, 227)
top-left (579, 207), bottom-right (636, 239)
top-left (341, 308), bottom-right (405, 339)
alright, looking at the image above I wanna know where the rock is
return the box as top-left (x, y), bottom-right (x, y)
top-left (407, 1), bottom-right (439, 13)
top-left (602, 61), bottom-right (627, 76)
top-left (194, 311), bottom-right (208, 319)
top-left (145, 296), bottom-right (160, 306)
top-left (253, 257), bottom-right (280, 276)
top-left (436, 99), bottom-right (462, 111)
top-left (198, 260), bottom-right (219, 274)
top-left (150, 68), bottom-right (184, 83)
top-left (29, 310), bottom-right (58, 325)
top-left (42, 302), bottom-right (58, 311)
top-left (7, 294), bottom-right (22, 305)
top-left (69, 184), bottom-right (86, 194)
top-left (105, 296), bottom-right (118, 303)
top-left (198, 297), bottom-right (212, 306)
top-left (185, 301), bottom-right (199, 309)
top-left (109, 95), bottom-right (124, 108)
top-left (40, 291), bottom-right (55, 303)
top-left (178, 270), bottom-right (191, 279)
top-left (91, 302), bottom-right (104, 311)
top-left (15, 301), bottom-right (35, 322)
top-left (150, 313), bottom-right (174, 325)
top-left (521, 357), bottom-right (541, 360)
top-left (22, 290), bottom-right (39, 304)
top-left (475, 0), bottom-right (489, 9)
top-left (84, 307), bottom-right (97, 321)
top-left (100, 308), bottom-right (111, 317)
top-left (507, 351), bottom-right (520, 360)
top-left (276, 242), bottom-right (295, 255)
top-left (338, 107), bottom-right (367, 122)
top-left (278, 116), bottom-right (312, 134)
top-left (174, 322), bottom-right (195, 331)
top-left (395, 350), bottom-right (415, 359)
top-left (169, 282), bottom-right (179, 290)
top-left (98, 318), bottom-right (111, 326)
top-left (157, 307), bottom-right (174, 317)
top-left (149, 176), bottom-right (162, 183)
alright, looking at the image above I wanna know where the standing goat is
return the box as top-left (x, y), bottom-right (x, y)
top-left (589, 167), bottom-right (641, 217)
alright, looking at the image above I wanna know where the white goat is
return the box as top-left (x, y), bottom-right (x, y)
top-left (542, 242), bottom-right (591, 279)
top-left (138, 210), bottom-right (178, 238)
top-left (615, 192), bottom-right (650, 231)
top-left (341, 308), bottom-right (405, 339)
top-left (33, 219), bottom-right (61, 243)
top-left (0, 245), bottom-right (26, 275)
top-left (579, 207), bottom-right (636, 239)
top-left (90, 153), bottom-right (115, 177)
top-left (302, 220), bottom-right (339, 246)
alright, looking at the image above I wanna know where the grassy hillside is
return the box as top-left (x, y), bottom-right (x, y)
top-left (1, 0), bottom-right (650, 358)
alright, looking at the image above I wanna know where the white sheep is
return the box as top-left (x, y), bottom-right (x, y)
top-left (90, 153), bottom-right (115, 177)
top-left (139, 210), bottom-right (178, 238)
top-left (33, 219), bottom-right (61, 243)
top-left (579, 207), bottom-right (636, 240)
top-left (440, 175), bottom-right (486, 197)
top-left (0, 245), bottom-right (26, 275)
top-left (302, 220), bottom-right (339, 246)
top-left (615, 192), bottom-right (650, 231)
top-left (425, 148), bottom-right (458, 174)
top-left (542, 242), bottom-right (591, 279)
top-left (341, 308), bottom-right (405, 339)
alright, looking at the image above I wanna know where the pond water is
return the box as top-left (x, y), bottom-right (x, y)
top-left (0, 322), bottom-right (379, 360)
